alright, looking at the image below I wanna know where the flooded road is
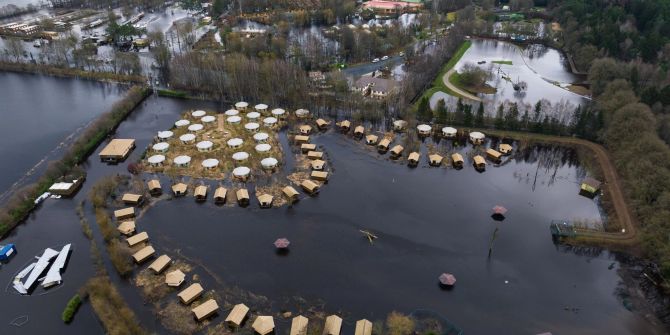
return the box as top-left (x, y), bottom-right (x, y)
top-left (0, 90), bottom-right (665, 334)
top-left (0, 72), bottom-right (124, 200)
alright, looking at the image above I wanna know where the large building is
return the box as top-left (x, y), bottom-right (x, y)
top-left (353, 76), bottom-right (398, 99)
top-left (362, 1), bottom-right (423, 15)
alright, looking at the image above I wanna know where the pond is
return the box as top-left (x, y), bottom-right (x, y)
top-left (431, 39), bottom-right (588, 111)
top-left (0, 72), bottom-right (125, 202)
top-left (0, 92), bottom-right (665, 335)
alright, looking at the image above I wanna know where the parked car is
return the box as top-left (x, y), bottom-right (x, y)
top-left (372, 58), bottom-right (380, 63)
top-left (381, 55), bottom-right (389, 61)
top-left (399, 51), bottom-right (405, 57)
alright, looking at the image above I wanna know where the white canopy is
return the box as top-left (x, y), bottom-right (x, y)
top-left (152, 142), bottom-right (169, 151)
top-left (261, 157), bottom-right (278, 168)
top-left (442, 126), bottom-right (457, 135)
top-left (192, 110), bottom-right (206, 118)
top-left (253, 132), bottom-right (269, 142)
top-left (235, 101), bottom-right (249, 109)
top-left (393, 120), bottom-right (407, 128)
top-left (255, 103), bottom-right (268, 110)
top-left (201, 115), bottom-right (216, 123)
top-left (225, 109), bottom-right (239, 116)
top-left (227, 115), bottom-right (242, 123)
top-left (201, 158), bottom-right (219, 168)
top-left (255, 143), bottom-right (271, 152)
top-left (188, 124), bottom-right (204, 132)
top-left (417, 124), bottom-right (432, 132)
top-left (246, 111), bottom-right (261, 119)
top-left (174, 155), bottom-right (191, 165)
top-left (295, 109), bottom-right (310, 117)
top-left (470, 131), bottom-right (485, 140)
top-left (232, 151), bottom-right (249, 161)
top-left (179, 133), bottom-right (196, 142)
top-left (148, 154), bottom-right (166, 164)
top-left (227, 138), bottom-right (244, 147)
top-left (271, 108), bottom-right (286, 116)
top-left (158, 130), bottom-right (174, 139)
top-left (233, 166), bottom-right (251, 177)
top-left (245, 122), bottom-right (260, 131)
top-left (263, 117), bottom-right (277, 125)
top-left (196, 140), bottom-right (213, 150)
top-left (175, 119), bottom-right (190, 127)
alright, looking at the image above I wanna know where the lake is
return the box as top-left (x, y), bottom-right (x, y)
top-left (0, 91), bottom-right (665, 334)
top-left (0, 72), bottom-right (124, 201)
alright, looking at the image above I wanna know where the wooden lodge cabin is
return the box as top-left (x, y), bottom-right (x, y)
top-left (299, 124), bottom-right (312, 135)
top-left (114, 207), bottom-right (135, 221)
top-left (316, 118), bottom-right (329, 130)
top-left (580, 177), bottom-right (602, 197)
top-left (451, 153), bottom-right (464, 168)
top-left (99, 139), bottom-right (135, 163)
top-left (179, 283), bottom-right (204, 305)
top-left (339, 120), bottom-right (351, 132)
top-left (429, 154), bottom-right (443, 167)
top-left (307, 151), bottom-right (324, 160)
top-left (172, 183), bottom-right (188, 196)
top-left (132, 245), bottom-right (155, 264)
top-left (214, 187), bottom-right (227, 204)
top-left (122, 193), bottom-right (143, 206)
top-left (126, 231), bottom-right (149, 247)
top-left (408, 152), bottom-right (420, 167)
top-left (499, 143), bottom-right (513, 155)
top-left (301, 143), bottom-right (316, 153)
top-left (225, 303), bottom-right (250, 327)
top-left (194, 185), bottom-right (207, 202)
top-left (290, 315), bottom-right (309, 335)
top-left (311, 159), bottom-right (325, 171)
top-left (377, 138), bottom-right (391, 153)
top-left (283, 186), bottom-right (300, 203)
top-left (486, 148), bottom-right (502, 163)
top-left (117, 221), bottom-right (136, 236)
top-left (323, 315), bottom-right (343, 335)
top-left (192, 299), bottom-right (219, 322)
top-left (258, 194), bottom-right (274, 208)
top-left (354, 126), bottom-right (365, 138)
top-left (390, 145), bottom-right (404, 159)
top-left (148, 179), bottom-right (162, 196)
top-left (149, 254), bottom-right (171, 274)
top-left (355, 319), bottom-right (373, 335)
top-left (301, 180), bottom-right (320, 195)
top-left (294, 135), bottom-right (310, 145)
top-left (365, 134), bottom-right (378, 145)
top-left (236, 188), bottom-right (250, 206)
top-left (252, 316), bottom-right (275, 335)
top-left (311, 171), bottom-right (329, 182)
top-left (473, 155), bottom-right (486, 171)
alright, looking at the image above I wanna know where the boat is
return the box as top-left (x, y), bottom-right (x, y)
top-left (42, 244), bottom-right (72, 288)
top-left (34, 192), bottom-right (50, 205)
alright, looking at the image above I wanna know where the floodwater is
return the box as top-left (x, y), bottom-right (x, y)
top-left (0, 90), bottom-right (665, 334)
top-left (0, 72), bottom-right (124, 200)
top-left (431, 39), bottom-right (587, 110)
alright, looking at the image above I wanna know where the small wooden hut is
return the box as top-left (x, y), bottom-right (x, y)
top-left (172, 183), bottom-right (188, 196)
top-left (258, 194), bottom-right (274, 208)
top-left (451, 153), bottom-right (464, 168)
top-left (408, 152), bottom-right (420, 167)
top-left (148, 179), bottom-right (162, 195)
top-left (178, 283), bottom-right (204, 305)
top-left (236, 189), bottom-right (250, 206)
top-left (114, 207), bottom-right (135, 221)
top-left (473, 155), bottom-right (486, 171)
top-left (339, 120), bottom-right (351, 132)
top-left (429, 154), bottom-right (443, 166)
top-left (301, 143), bottom-right (317, 153)
top-left (132, 245), bottom-right (155, 263)
top-left (486, 148), bottom-right (502, 163)
top-left (225, 303), bottom-right (249, 327)
top-left (282, 186), bottom-right (300, 202)
top-left (301, 180), bottom-right (320, 195)
top-left (149, 254), bottom-right (171, 274)
top-left (117, 221), bottom-right (136, 236)
top-left (354, 319), bottom-right (373, 335)
top-left (192, 299), bottom-right (219, 322)
top-left (294, 135), bottom-right (310, 145)
top-left (122, 193), bottom-right (143, 206)
top-left (290, 315), bottom-right (309, 335)
top-left (127, 231), bottom-right (149, 247)
top-left (194, 185), bottom-right (207, 201)
top-left (354, 125), bottom-right (365, 138)
top-left (390, 145), bottom-right (404, 159)
top-left (316, 118), bottom-right (329, 130)
top-left (214, 187), bottom-right (227, 204)
top-left (307, 151), bottom-right (324, 160)
top-left (365, 134), bottom-right (378, 145)
top-left (499, 143), bottom-right (513, 155)
top-left (311, 171), bottom-right (329, 181)
top-left (377, 138), bottom-right (391, 153)
top-left (299, 125), bottom-right (313, 135)
top-left (323, 315), bottom-right (343, 335)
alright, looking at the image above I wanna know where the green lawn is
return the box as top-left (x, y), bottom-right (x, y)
top-left (492, 60), bottom-right (513, 65)
top-left (415, 40), bottom-right (472, 106)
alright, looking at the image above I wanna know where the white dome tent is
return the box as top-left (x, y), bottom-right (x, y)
top-left (158, 130), bottom-right (174, 140)
top-left (179, 133), bottom-right (196, 144)
top-left (152, 142), bottom-right (169, 153)
top-left (227, 115), bottom-right (242, 124)
top-left (235, 101), bottom-right (249, 111)
top-left (263, 117), bottom-right (277, 127)
top-left (271, 108), bottom-right (286, 118)
top-left (245, 122), bottom-right (260, 132)
top-left (246, 111), bottom-right (261, 120)
top-left (232, 166), bottom-right (251, 180)
top-left (261, 157), bottom-right (278, 169)
top-left (201, 115), bottom-right (216, 125)
top-left (255, 104), bottom-right (268, 113)
top-left (225, 109), bottom-right (239, 116)
top-left (295, 109), bottom-right (310, 118)
top-left (173, 155), bottom-right (191, 167)
top-left (232, 151), bottom-right (249, 162)
top-left (227, 138), bottom-right (243, 148)
top-left (196, 140), bottom-right (213, 152)
top-left (469, 131), bottom-right (486, 145)
top-left (442, 126), bottom-right (457, 138)
top-left (253, 132), bottom-right (269, 143)
top-left (191, 110), bottom-right (206, 118)
top-left (201, 158), bottom-right (219, 170)
top-left (255, 143), bottom-right (271, 153)
top-left (188, 124), bottom-right (204, 132)
top-left (148, 154), bottom-right (165, 167)
top-left (175, 119), bottom-right (190, 127)
top-left (417, 124), bottom-right (432, 136)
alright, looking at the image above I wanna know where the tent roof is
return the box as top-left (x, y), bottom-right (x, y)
top-left (165, 269), bottom-right (186, 286)
top-left (149, 254), bottom-right (171, 273)
top-left (225, 303), bottom-right (249, 325)
top-left (252, 316), bottom-right (275, 335)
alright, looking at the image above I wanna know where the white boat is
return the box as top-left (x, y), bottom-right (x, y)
top-left (34, 192), bottom-right (50, 205)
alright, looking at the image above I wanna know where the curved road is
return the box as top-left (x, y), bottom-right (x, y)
top-left (442, 69), bottom-right (482, 102)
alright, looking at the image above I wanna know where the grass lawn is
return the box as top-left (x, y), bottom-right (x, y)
top-left (415, 40), bottom-right (472, 106)
top-left (448, 71), bottom-right (497, 94)
top-left (492, 60), bottom-right (513, 65)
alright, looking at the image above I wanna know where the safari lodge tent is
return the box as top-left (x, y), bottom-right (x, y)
top-left (323, 315), bottom-right (343, 335)
top-left (339, 120), bottom-right (351, 132)
top-left (149, 254), bottom-right (171, 274)
top-left (172, 183), bottom-right (188, 196)
top-left (192, 299), bottom-right (219, 322)
top-left (236, 189), bottom-right (250, 206)
top-left (295, 135), bottom-right (310, 145)
top-left (117, 221), bottom-right (136, 236)
top-left (194, 185), bottom-right (207, 201)
top-left (301, 143), bottom-right (316, 153)
top-left (429, 154), bottom-right (443, 166)
top-left (126, 232), bottom-right (149, 247)
top-left (451, 153), bottom-right (464, 168)
top-left (365, 134), bottom-right (378, 145)
top-left (225, 303), bottom-right (250, 327)
top-left (283, 186), bottom-right (300, 202)
top-left (165, 269), bottom-right (186, 287)
top-left (354, 126), bottom-right (365, 138)
top-left (214, 187), bottom-right (228, 204)
top-left (390, 145), bottom-right (404, 159)
top-left (316, 118), bottom-right (329, 129)
top-left (99, 139), bottom-right (135, 163)
top-left (473, 155), bottom-right (486, 171)
top-left (132, 245), bottom-right (155, 263)
top-left (258, 194), bottom-right (274, 208)
top-left (178, 283), bottom-right (204, 304)
top-left (378, 138), bottom-right (391, 152)
top-left (408, 152), bottom-right (420, 167)
top-left (148, 179), bottom-right (162, 195)
top-left (301, 180), bottom-right (320, 195)
top-left (499, 143), bottom-right (513, 155)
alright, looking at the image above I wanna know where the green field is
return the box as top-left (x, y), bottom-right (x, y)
top-left (415, 40), bottom-right (472, 105)
top-left (492, 60), bottom-right (513, 65)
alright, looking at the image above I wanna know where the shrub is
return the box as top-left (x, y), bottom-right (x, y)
top-left (62, 294), bottom-right (82, 323)
top-left (386, 311), bottom-right (415, 335)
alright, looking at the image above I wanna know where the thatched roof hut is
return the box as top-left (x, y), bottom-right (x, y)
top-left (408, 152), bottom-right (420, 166)
top-left (214, 187), bottom-right (227, 204)
top-left (178, 283), bottom-right (204, 304)
top-left (390, 145), bottom-right (404, 158)
top-left (225, 303), bottom-right (249, 326)
top-left (354, 125), bottom-right (365, 137)
top-left (301, 180), bottom-right (320, 195)
top-left (429, 154), bottom-right (444, 166)
top-left (473, 155), bottom-right (486, 170)
top-left (258, 193), bottom-right (274, 208)
top-left (236, 189), bottom-right (250, 205)
top-left (252, 316), bottom-right (275, 335)
top-left (192, 299), bottom-right (219, 321)
top-left (283, 186), bottom-right (300, 202)
top-left (132, 245), bottom-right (155, 263)
top-left (148, 179), bottom-right (162, 195)
top-left (499, 143), bottom-right (513, 155)
top-left (311, 171), bottom-right (329, 181)
top-left (486, 148), bottom-right (502, 162)
top-left (378, 138), bottom-right (391, 152)
top-left (172, 183), bottom-right (188, 196)
top-left (365, 134), bottom-right (378, 145)
top-left (451, 153), bottom-right (464, 168)
top-left (311, 159), bottom-right (325, 170)
top-left (194, 185), bottom-right (207, 201)
top-left (149, 254), bottom-right (171, 274)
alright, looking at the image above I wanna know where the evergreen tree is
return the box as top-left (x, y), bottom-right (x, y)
top-left (504, 102), bottom-right (519, 130)
top-left (436, 99), bottom-right (448, 124)
top-left (521, 109), bottom-right (529, 130)
top-left (417, 97), bottom-right (432, 122)
top-left (454, 98), bottom-right (465, 125)
top-left (463, 104), bottom-right (473, 127)
top-left (494, 103), bottom-right (505, 129)
top-left (474, 102), bottom-right (485, 127)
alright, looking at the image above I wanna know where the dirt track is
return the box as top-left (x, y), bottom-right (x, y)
top-left (442, 69), bottom-right (482, 102)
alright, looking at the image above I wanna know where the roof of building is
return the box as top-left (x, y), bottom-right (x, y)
top-left (307, 151), bottom-right (323, 159)
top-left (225, 303), bottom-right (249, 325)
top-left (194, 185), bottom-right (207, 197)
top-left (117, 221), bottom-right (136, 235)
top-left (486, 148), bottom-right (502, 159)
top-left (233, 166), bottom-right (251, 177)
top-left (178, 283), bottom-right (204, 304)
top-left (311, 159), bottom-right (326, 170)
top-left (172, 183), bottom-right (188, 194)
top-left (283, 186), bottom-right (300, 198)
top-left (301, 143), bottom-right (317, 151)
top-left (354, 76), bottom-right (398, 93)
top-left (290, 315), bottom-right (309, 335)
top-left (149, 254), bottom-right (171, 274)
top-left (340, 120), bottom-right (351, 128)
top-left (354, 125), bottom-right (365, 134)
top-left (582, 177), bottom-right (602, 189)
top-left (355, 319), bottom-right (373, 335)
top-left (316, 118), bottom-right (329, 127)
top-left (378, 138), bottom-right (391, 147)
top-left (323, 315), bottom-right (343, 335)
top-left (253, 316), bottom-right (275, 335)
top-left (258, 194), bottom-right (274, 205)
top-left (452, 153), bottom-right (464, 163)
top-left (127, 231), bottom-right (149, 246)
top-left (300, 125), bottom-right (312, 133)
top-left (192, 299), bottom-right (219, 321)
top-left (165, 269), bottom-right (186, 286)
top-left (390, 145), bottom-right (404, 155)
top-left (499, 143), bottom-right (513, 152)
top-left (99, 139), bottom-right (135, 157)
top-left (295, 135), bottom-right (310, 143)
top-left (429, 154), bottom-right (444, 163)
top-left (236, 188), bottom-right (249, 200)
top-left (122, 193), bottom-right (142, 203)
top-left (408, 152), bottom-right (420, 161)
top-left (301, 180), bottom-right (320, 192)
top-left (148, 179), bottom-right (161, 191)
top-left (473, 155), bottom-right (486, 165)
top-left (132, 245), bottom-right (155, 263)
top-left (366, 135), bottom-right (379, 143)
top-left (214, 187), bottom-right (227, 199)
top-left (114, 207), bottom-right (135, 219)
top-left (311, 171), bottom-right (329, 181)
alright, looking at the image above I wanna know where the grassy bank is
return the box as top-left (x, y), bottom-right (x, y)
top-left (416, 40), bottom-right (472, 104)
top-left (0, 85), bottom-right (150, 238)
top-left (85, 276), bottom-right (147, 335)
top-left (0, 61), bottom-right (145, 83)
top-left (62, 294), bottom-right (82, 323)
top-left (448, 71), bottom-right (497, 94)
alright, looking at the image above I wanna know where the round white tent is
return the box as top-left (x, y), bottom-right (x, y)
top-left (253, 132), bottom-right (269, 143)
top-left (188, 124), bottom-right (204, 132)
top-left (295, 109), bottom-right (310, 118)
top-left (179, 133), bottom-right (196, 144)
top-left (233, 166), bottom-right (251, 179)
top-left (417, 124), bottom-right (432, 134)
top-left (235, 101), bottom-right (249, 110)
top-left (255, 104), bottom-right (268, 112)
top-left (175, 119), bottom-right (190, 127)
top-left (227, 115), bottom-right (242, 124)
top-left (245, 122), bottom-right (260, 132)
top-left (201, 115), bottom-right (216, 124)
top-left (191, 110), bottom-right (206, 118)
top-left (246, 111), bottom-right (261, 120)
top-left (148, 154), bottom-right (165, 166)
top-left (196, 140), bottom-right (213, 152)
top-left (152, 142), bottom-right (169, 152)
top-left (227, 138), bottom-right (244, 148)
top-left (255, 143), bottom-right (271, 153)
top-left (271, 108), bottom-right (286, 117)
top-left (158, 130), bottom-right (174, 140)
top-left (225, 109), bottom-right (239, 116)
top-left (469, 131), bottom-right (485, 144)
top-left (261, 157), bottom-right (278, 169)
top-left (173, 155), bottom-right (191, 167)
top-left (442, 126), bottom-right (457, 137)
top-left (232, 151), bottom-right (249, 162)
top-left (201, 158), bottom-right (219, 169)
top-left (263, 117), bottom-right (277, 127)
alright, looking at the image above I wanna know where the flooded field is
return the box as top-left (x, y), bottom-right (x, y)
top-left (0, 72), bottom-right (124, 200)
top-left (431, 39), bottom-right (587, 110)
top-left (0, 89), bottom-right (665, 334)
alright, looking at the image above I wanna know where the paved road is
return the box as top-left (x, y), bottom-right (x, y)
top-left (342, 56), bottom-right (403, 78)
top-left (442, 68), bottom-right (481, 102)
